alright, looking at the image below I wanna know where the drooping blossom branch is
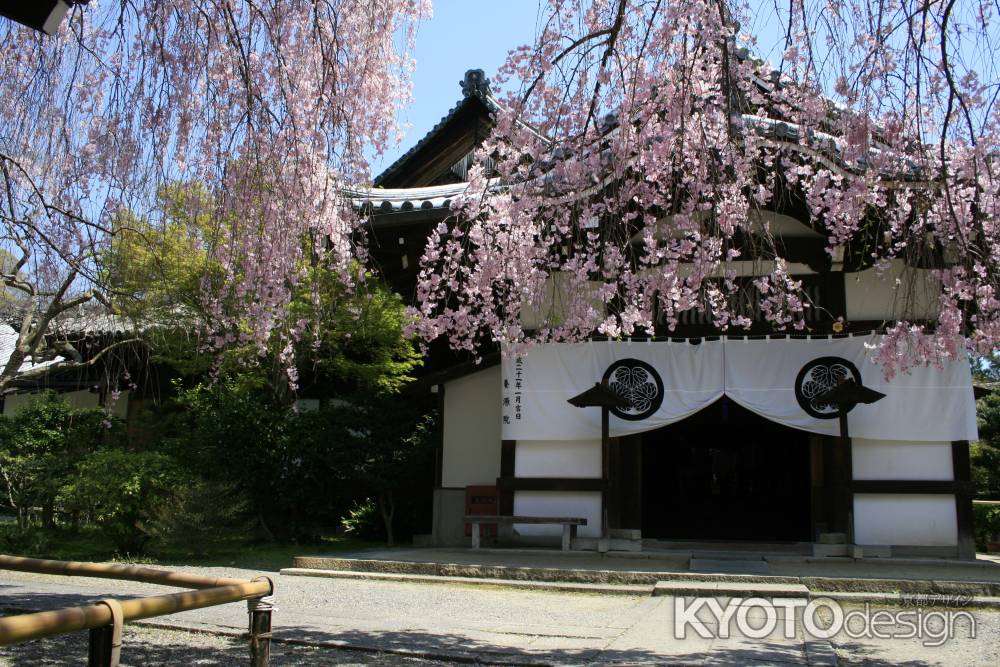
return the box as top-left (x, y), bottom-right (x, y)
top-left (0, 0), bottom-right (429, 388)
top-left (411, 0), bottom-right (1000, 378)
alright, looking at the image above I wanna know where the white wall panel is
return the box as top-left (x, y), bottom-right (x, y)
top-left (844, 260), bottom-right (939, 321)
top-left (513, 491), bottom-right (601, 538)
top-left (853, 493), bottom-right (957, 546)
top-left (441, 366), bottom-right (502, 487)
top-left (852, 439), bottom-right (953, 481)
top-left (2, 389), bottom-right (108, 416)
top-left (515, 439), bottom-right (601, 478)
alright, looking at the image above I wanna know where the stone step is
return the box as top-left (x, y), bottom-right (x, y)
top-left (609, 528), bottom-right (642, 541)
top-left (281, 567), bottom-right (652, 595)
top-left (689, 558), bottom-right (771, 575)
top-left (653, 579), bottom-right (809, 598)
top-left (571, 537), bottom-right (642, 552)
top-left (812, 543), bottom-right (849, 557)
top-left (643, 539), bottom-right (812, 554)
top-left (859, 544), bottom-right (892, 558)
top-left (690, 551), bottom-right (767, 561)
top-left (817, 532), bottom-right (848, 545)
top-left (288, 556), bottom-right (1000, 596)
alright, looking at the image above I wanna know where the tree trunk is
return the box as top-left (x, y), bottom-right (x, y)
top-left (256, 508), bottom-right (277, 542)
top-left (378, 491), bottom-right (395, 547)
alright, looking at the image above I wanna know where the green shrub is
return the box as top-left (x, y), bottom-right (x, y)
top-left (144, 479), bottom-right (254, 557)
top-left (0, 524), bottom-right (53, 554)
top-left (61, 449), bottom-right (179, 555)
top-left (973, 503), bottom-right (1000, 551)
top-left (340, 498), bottom-right (382, 540)
top-left (0, 392), bottom-right (119, 528)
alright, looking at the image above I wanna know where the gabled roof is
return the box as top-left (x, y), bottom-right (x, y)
top-left (373, 69), bottom-right (499, 188)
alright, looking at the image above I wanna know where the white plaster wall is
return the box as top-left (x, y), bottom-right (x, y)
top-left (515, 439), bottom-right (602, 478)
top-left (844, 260), bottom-right (939, 321)
top-left (2, 389), bottom-right (112, 417)
top-left (513, 490), bottom-right (602, 538)
top-left (2, 392), bottom-right (34, 416)
top-left (62, 390), bottom-right (101, 410)
top-left (441, 365), bottom-right (502, 488)
top-left (853, 493), bottom-right (957, 546)
top-left (852, 439), bottom-right (953, 481)
top-left (106, 390), bottom-right (129, 419)
top-left (520, 273), bottom-right (605, 331)
top-left (752, 211), bottom-right (824, 239)
top-left (294, 398), bottom-right (321, 413)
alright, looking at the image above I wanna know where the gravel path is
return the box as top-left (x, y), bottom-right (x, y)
top-left (0, 624), bottom-right (457, 666)
top-left (3, 565), bottom-right (1000, 665)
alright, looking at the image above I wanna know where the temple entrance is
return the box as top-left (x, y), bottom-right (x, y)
top-left (640, 398), bottom-right (812, 541)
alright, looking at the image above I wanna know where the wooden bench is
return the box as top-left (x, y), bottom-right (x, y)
top-left (464, 515), bottom-right (588, 551)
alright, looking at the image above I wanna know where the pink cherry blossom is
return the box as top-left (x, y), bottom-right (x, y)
top-left (412, 0), bottom-right (1000, 379)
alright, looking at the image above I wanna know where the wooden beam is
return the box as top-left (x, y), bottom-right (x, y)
top-left (952, 440), bottom-right (976, 560)
top-left (498, 441), bottom-right (516, 515)
top-left (849, 480), bottom-right (975, 495)
top-left (496, 476), bottom-right (606, 492)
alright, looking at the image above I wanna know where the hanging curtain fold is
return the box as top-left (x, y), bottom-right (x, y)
top-left (501, 340), bottom-right (724, 440)
top-left (500, 336), bottom-right (978, 442)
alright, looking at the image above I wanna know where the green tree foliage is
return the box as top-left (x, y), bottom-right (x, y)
top-left (96, 182), bottom-right (428, 548)
top-left (61, 448), bottom-right (179, 555)
top-left (288, 266), bottom-right (423, 395)
top-left (973, 354), bottom-right (1000, 500)
top-left (106, 184), bottom-right (217, 317)
top-left (974, 392), bottom-right (1000, 500)
top-left (164, 376), bottom-right (435, 544)
top-left (162, 376), bottom-right (297, 540)
top-left (317, 394), bottom-right (435, 546)
top-left (106, 183), bottom-right (421, 395)
top-left (143, 479), bottom-right (254, 557)
top-left (0, 392), bottom-right (183, 555)
top-left (0, 392), bottom-right (114, 528)
top-left (103, 184), bottom-right (221, 375)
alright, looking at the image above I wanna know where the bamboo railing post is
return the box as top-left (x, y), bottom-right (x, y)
top-left (0, 554), bottom-right (276, 665)
top-left (247, 577), bottom-right (275, 667)
top-left (88, 599), bottom-right (123, 667)
top-left (87, 626), bottom-right (116, 667)
top-left (248, 603), bottom-right (272, 667)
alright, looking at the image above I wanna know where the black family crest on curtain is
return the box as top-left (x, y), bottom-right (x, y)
top-left (602, 358), bottom-right (664, 421)
top-left (795, 356), bottom-right (863, 419)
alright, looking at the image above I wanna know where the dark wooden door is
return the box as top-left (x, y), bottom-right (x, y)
top-left (641, 398), bottom-right (812, 541)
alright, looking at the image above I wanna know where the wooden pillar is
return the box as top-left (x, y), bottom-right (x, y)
top-left (809, 435), bottom-right (826, 540)
top-left (839, 411), bottom-right (854, 542)
top-left (498, 440), bottom-right (515, 516)
top-left (601, 407), bottom-right (609, 538)
top-left (952, 440), bottom-right (976, 560)
top-left (433, 384), bottom-right (445, 488)
top-left (826, 422), bottom-right (852, 537)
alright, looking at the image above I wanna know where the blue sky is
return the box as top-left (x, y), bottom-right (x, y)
top-left (373, 0), bottom-right (542, 174)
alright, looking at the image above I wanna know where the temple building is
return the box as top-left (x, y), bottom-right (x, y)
top-left (361, 69), bottom-right (980, 560)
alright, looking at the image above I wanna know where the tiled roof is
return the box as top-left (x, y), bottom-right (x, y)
top-left (52, 311), bottom-right (133, 336)
top-left (373, 69), bottom-right (500, 187)
top-left (0, 324), bottom-right (64, 377)
top-left (349, 182), bottom-right (469, 214)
